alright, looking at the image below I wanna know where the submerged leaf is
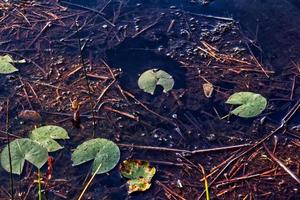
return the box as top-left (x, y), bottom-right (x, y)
top-left (0, 138), bottom-right (48, 175)
top-left (29, 125), bottom-right (69, 152)
top-left (72, 138), bottom-right (120, 174)
top-left (120, 160), bottom-right (156, 193)
top-left (0, 54), bottom-right (18, 74)
top-left (226, 92), bottom-right (267, 118)
top-left (138, 69), bottom-right (174, 95)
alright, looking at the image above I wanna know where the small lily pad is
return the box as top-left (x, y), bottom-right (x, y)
top-left (138, 69), bottom-right (174, 95)
top-left (72, 138), bottom-right (120, 174)
top-left (0, 138), bottom-right (48, 175)
top-left (120, 160), bottom-right (156, 193)
top-left (226, 91), bottom-right (267, 118)
top-left (29, 125), bottom-right (70, 152)
top-left (0, 54), bottom-right (18, 74)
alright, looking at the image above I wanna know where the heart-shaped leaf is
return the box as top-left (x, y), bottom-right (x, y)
top-left (120, 160), bottom-right (156, 193)
top-left (29, 125), bottom-right (70, 152)
top-left (226, 92), bottom-right (267, 118)
top-left (138, 69), bottom-right (174, 95)
top-left (0, 138), bottom-right (48, 175)
top-left (72, 138), bottom-right (120, 174)
top-left (0, 54), bottom-right (19, 74)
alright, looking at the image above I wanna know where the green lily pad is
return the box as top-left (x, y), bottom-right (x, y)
top-left (0, 138), bottom-right (48, 175)
top-left (29, 125), bottom-right (70, 152)
top-left (138, 69), bottom-right (174, 95)
top-left (0, 54), bottom-right (24, 74)
top-left (226, 92), bottom-right (267, 118)
top-left (72, 138), bottom-right (120, 174)
top-left (120, 160), bottom-right (156, 193)
top-left (0, 54), bottom-right (18, 74)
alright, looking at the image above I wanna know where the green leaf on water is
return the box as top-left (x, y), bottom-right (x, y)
top-left (226, 91), bottom-right (267, 118)
top-left (138, 68), bottom-right (174, 95)
top-left (0, 54), bottom-right (18, 74)
top-left (0, 138), bottom-right (48, 175)
top-left (71, 138), bottom-right (120, 174)
top-left (120, 160), bottom-right (156, 193)
top-left (29, 125), bottom-right (70, 152)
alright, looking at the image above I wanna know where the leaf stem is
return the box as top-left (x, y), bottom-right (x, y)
top-left (38, 168), bottom-right (42, 200)
top-left (5, 98), bottom-right (14, 200)
top-left (77, 164), bottom-right (102, 200)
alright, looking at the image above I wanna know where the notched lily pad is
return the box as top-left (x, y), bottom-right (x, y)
top-left (29, 125), bottom-right (70, 152)
top-left (0, 138), bottom-right (48, 175)
top-left (120, 160), bottom-right (156, 193)
top-left (226, 91), bottom-right (267, 118)
top-left (138, 68), bottom-right (174, 95)
top-left (72, 138), bottom-right (120, 174)
top-left (0, 54), bottom-right (25, 74)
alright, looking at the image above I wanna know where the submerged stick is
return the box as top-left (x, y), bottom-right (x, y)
top-left (117, 143), bottom-right (251, 154)
top-left (263, 143), bottom-right (300, 184)
top-left (74, 20), bottom-right (97, 136)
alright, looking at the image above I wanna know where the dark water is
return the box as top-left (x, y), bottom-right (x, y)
top-left (1, 0), bottom-right (300, 199)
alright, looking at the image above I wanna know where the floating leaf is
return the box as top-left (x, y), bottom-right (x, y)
top-left (226, 92), bottom-right (267, 118)
top-left (72, 138), bottom-right (120, 174)
top-left (29, 125), bottom-right (69, 152)
top-left (0, 54), bottom-right (20, 74)
top-left (0, 138), bottom-right (48, 175)
top-left (120, 160), bottom-right (156, 193)
top-left (138, 69), bottom-right (174, 95)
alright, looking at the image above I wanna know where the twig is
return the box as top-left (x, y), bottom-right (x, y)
top-left (263, 143), bottom-right (300, 184)
top-left (290, 75), bottom-right (296, 100)
top-left (132, 18), bottom-right (160, 38)
top-left (28, 21), bottom-right (51, 48)
top-left (245, 42), bottom-right (270, 78)
top-left (60, 1), bottom-right (115, 27)
top-left (187, 11), bottom-right (234, 21)
top-left (74, 20), bottom-right (97, 136)
top-left (156, 181), bottom-right (187, 200)
top-left (103, 106), bottom-right (139, 121)
top-left (18, 76), bottom-right (33, 109)
top-left (117, 143), bottom-right (251, 154)
top-left (93, 79), bottom-right (116, 109)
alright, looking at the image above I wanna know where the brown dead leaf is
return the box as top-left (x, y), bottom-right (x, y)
top-left (203, 82), bottom-right (214, 98)
top-left (18, 110), bottom-right (41, 122)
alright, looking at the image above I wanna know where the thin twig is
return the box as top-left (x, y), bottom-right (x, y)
top-left (263, 143), bottom-right (300, 184)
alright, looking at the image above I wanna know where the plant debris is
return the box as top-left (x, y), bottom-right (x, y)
top-left (120, 160), bottom-right (156, 193)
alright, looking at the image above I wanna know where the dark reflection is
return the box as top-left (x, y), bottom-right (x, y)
top-left (106, 37), bottom-right (186, 94)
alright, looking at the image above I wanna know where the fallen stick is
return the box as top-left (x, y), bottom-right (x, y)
top-left (117, 143), bottom-right (251, 154)
top-left (263, 143), bottom-right (300, 184)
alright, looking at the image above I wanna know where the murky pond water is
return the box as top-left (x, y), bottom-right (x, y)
top-left (0, 0), bottom-right (299, 199)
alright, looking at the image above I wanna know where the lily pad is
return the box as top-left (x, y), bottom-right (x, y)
top-left (0, 54), bottom-right (18, 74)
top-left (29, 125), bottom-right (70, 152)
top-left (226, 92), bottom-right (267, 118)
top-left (0, 54), bottom-right (24, 74)
top-left (72, 138), bottom-right (120, 174)
top-left (0, 138), bottom-right (48, 175)
top-left (138, 69), bottom-right (174, 95)
top-left (120, 160), bottom-right (156, 193)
